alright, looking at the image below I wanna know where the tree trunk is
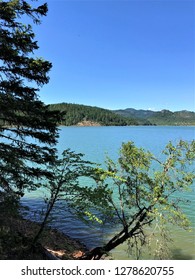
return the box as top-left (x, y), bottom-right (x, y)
top-left (81, 230), bottom-right (129, 260)
top-left (81, 207), bottom-right (149, 260)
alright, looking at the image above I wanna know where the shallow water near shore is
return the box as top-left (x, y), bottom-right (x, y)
top-left (22, 126), bottom-right (195, 259)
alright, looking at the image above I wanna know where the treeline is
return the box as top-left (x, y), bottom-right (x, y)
top-left (49, 103), bottom-right (138, 126)
top-left (114, 108), bottom-right (195, 126)
top-left (148, 110), bottom-right (195, 125)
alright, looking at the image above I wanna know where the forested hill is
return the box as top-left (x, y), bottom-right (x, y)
top-left (48, 103), bottom-right (195, 126)
top-left (114, 108), bottom-right (195, 126)
top-left (49, 103), bottom-right (137, 126)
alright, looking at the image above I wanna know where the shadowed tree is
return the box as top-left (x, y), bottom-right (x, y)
top-left (0, 0), bottom-right (60, 198)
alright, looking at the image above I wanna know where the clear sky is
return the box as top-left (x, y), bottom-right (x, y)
top-left (34, 0), bottom-right (194, 111)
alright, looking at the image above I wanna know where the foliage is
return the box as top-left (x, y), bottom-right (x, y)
top-left (0, 190), bottom-right (20, 217)
top-left (79, 140), bottom-right (195, 259)
top-left (31, 139), bottom-right (195, 259)
top-left (49, 102), bottom-right (137, 126)
top-left (0, 0), bottom-right (60, 197)
top-left (32, 149), bottom-right (106, 244)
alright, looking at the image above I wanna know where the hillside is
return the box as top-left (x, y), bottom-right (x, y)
top-left (49, 103), bottom-right (137, 126)
top-left (149, 110), bottom-right (195, 125)
top-left (114, 108), bottom-right (195, 126)
top-left (48, 103), bottom-right (195, 126)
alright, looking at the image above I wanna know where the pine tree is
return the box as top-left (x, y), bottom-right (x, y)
top-left (0, 0), bottom-right (60, 197)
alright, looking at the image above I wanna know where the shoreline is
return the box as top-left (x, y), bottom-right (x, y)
top-left (58, 124), bottom-right (195, 127)
top-left (0, 215), bottom-right (88, 260)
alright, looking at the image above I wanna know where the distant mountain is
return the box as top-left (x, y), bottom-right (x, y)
top-left (113, 108), bottom-right (154, 125)
top-left (114, 108), bottom-right (195, 126)
top-left (114, 108), bottom-right (155, 119)
top-left (49, 103), bottom-right (138, 126)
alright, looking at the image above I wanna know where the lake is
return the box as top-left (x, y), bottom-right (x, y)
top-left (22, 126), bottom-right (195, 259)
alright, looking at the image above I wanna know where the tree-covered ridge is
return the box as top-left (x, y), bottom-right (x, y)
top-left (114, 108), bottom-right (195, 125)
top-left (49, 103), bottom-right (138, 126)
top-left (149, 110), bottom-right (195, 125)
top-left (49, 103), bottom-right (195, 126)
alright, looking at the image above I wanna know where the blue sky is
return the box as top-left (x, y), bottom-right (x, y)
top-left (34, 0), bottom-right (194, 111)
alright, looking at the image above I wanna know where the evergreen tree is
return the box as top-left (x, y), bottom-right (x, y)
top-left (0, 0), bottom-right (60, 197)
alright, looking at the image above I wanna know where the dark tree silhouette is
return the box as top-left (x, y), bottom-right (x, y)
top-left (0, 0), bottom-right (60, 197)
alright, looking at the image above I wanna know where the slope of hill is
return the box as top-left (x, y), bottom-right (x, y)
top-left (114, 108), bottom-right (155, 119)
top-left (114, 108), bottom-right (195, 126)
top-left (49, 103), bottom-right (137, 126)
top-left (114, 108), bottom-right (154, 125)
top-left (149, 110), bottom-right (195, 125)
top-left (48, 103), bottom-right (195, 126)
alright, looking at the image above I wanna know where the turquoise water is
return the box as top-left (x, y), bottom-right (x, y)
top-left (22, 126), bottom-right (195, 259)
